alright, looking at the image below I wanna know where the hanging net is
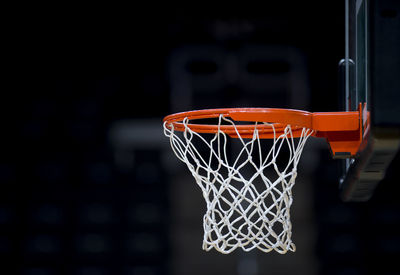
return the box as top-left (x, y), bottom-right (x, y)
top-left (163, 115), bottom-right (313, 254)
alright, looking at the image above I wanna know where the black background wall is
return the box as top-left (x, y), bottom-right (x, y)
top-left (2, 2), bottom-right (400, 275)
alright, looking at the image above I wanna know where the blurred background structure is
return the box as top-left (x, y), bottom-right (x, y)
top-left (2, 2), bottom-right (400, 275)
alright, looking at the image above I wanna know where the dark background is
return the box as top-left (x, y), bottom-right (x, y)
top-left (2, 2), bottom-right (400, 275)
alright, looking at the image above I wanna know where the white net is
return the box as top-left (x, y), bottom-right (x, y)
top-left (163, 115), bottom-right (313, 254)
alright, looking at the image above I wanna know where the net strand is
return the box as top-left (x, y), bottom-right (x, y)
top-left (164, 115), bottom-right (313, 254)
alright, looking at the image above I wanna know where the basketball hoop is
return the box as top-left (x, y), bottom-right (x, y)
top-left (163, 106), bottom-right (366, 254)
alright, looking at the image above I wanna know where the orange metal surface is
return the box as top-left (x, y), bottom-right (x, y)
top-left (163, 105), bottom-right (368, 157)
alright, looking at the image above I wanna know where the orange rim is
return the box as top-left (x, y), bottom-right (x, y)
top-left (163, 107), bottom-right (360, 138)
top-left (163, 106), bottom-right (368, 157)
top-left (164, 108), bottom-right (312, 138)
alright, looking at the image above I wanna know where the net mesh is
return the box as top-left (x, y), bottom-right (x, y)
top-left (163, 115), bottom-right (313, 254)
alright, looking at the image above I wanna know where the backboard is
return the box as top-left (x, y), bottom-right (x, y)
top-left (339, 0), bottom-right (400, 201)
